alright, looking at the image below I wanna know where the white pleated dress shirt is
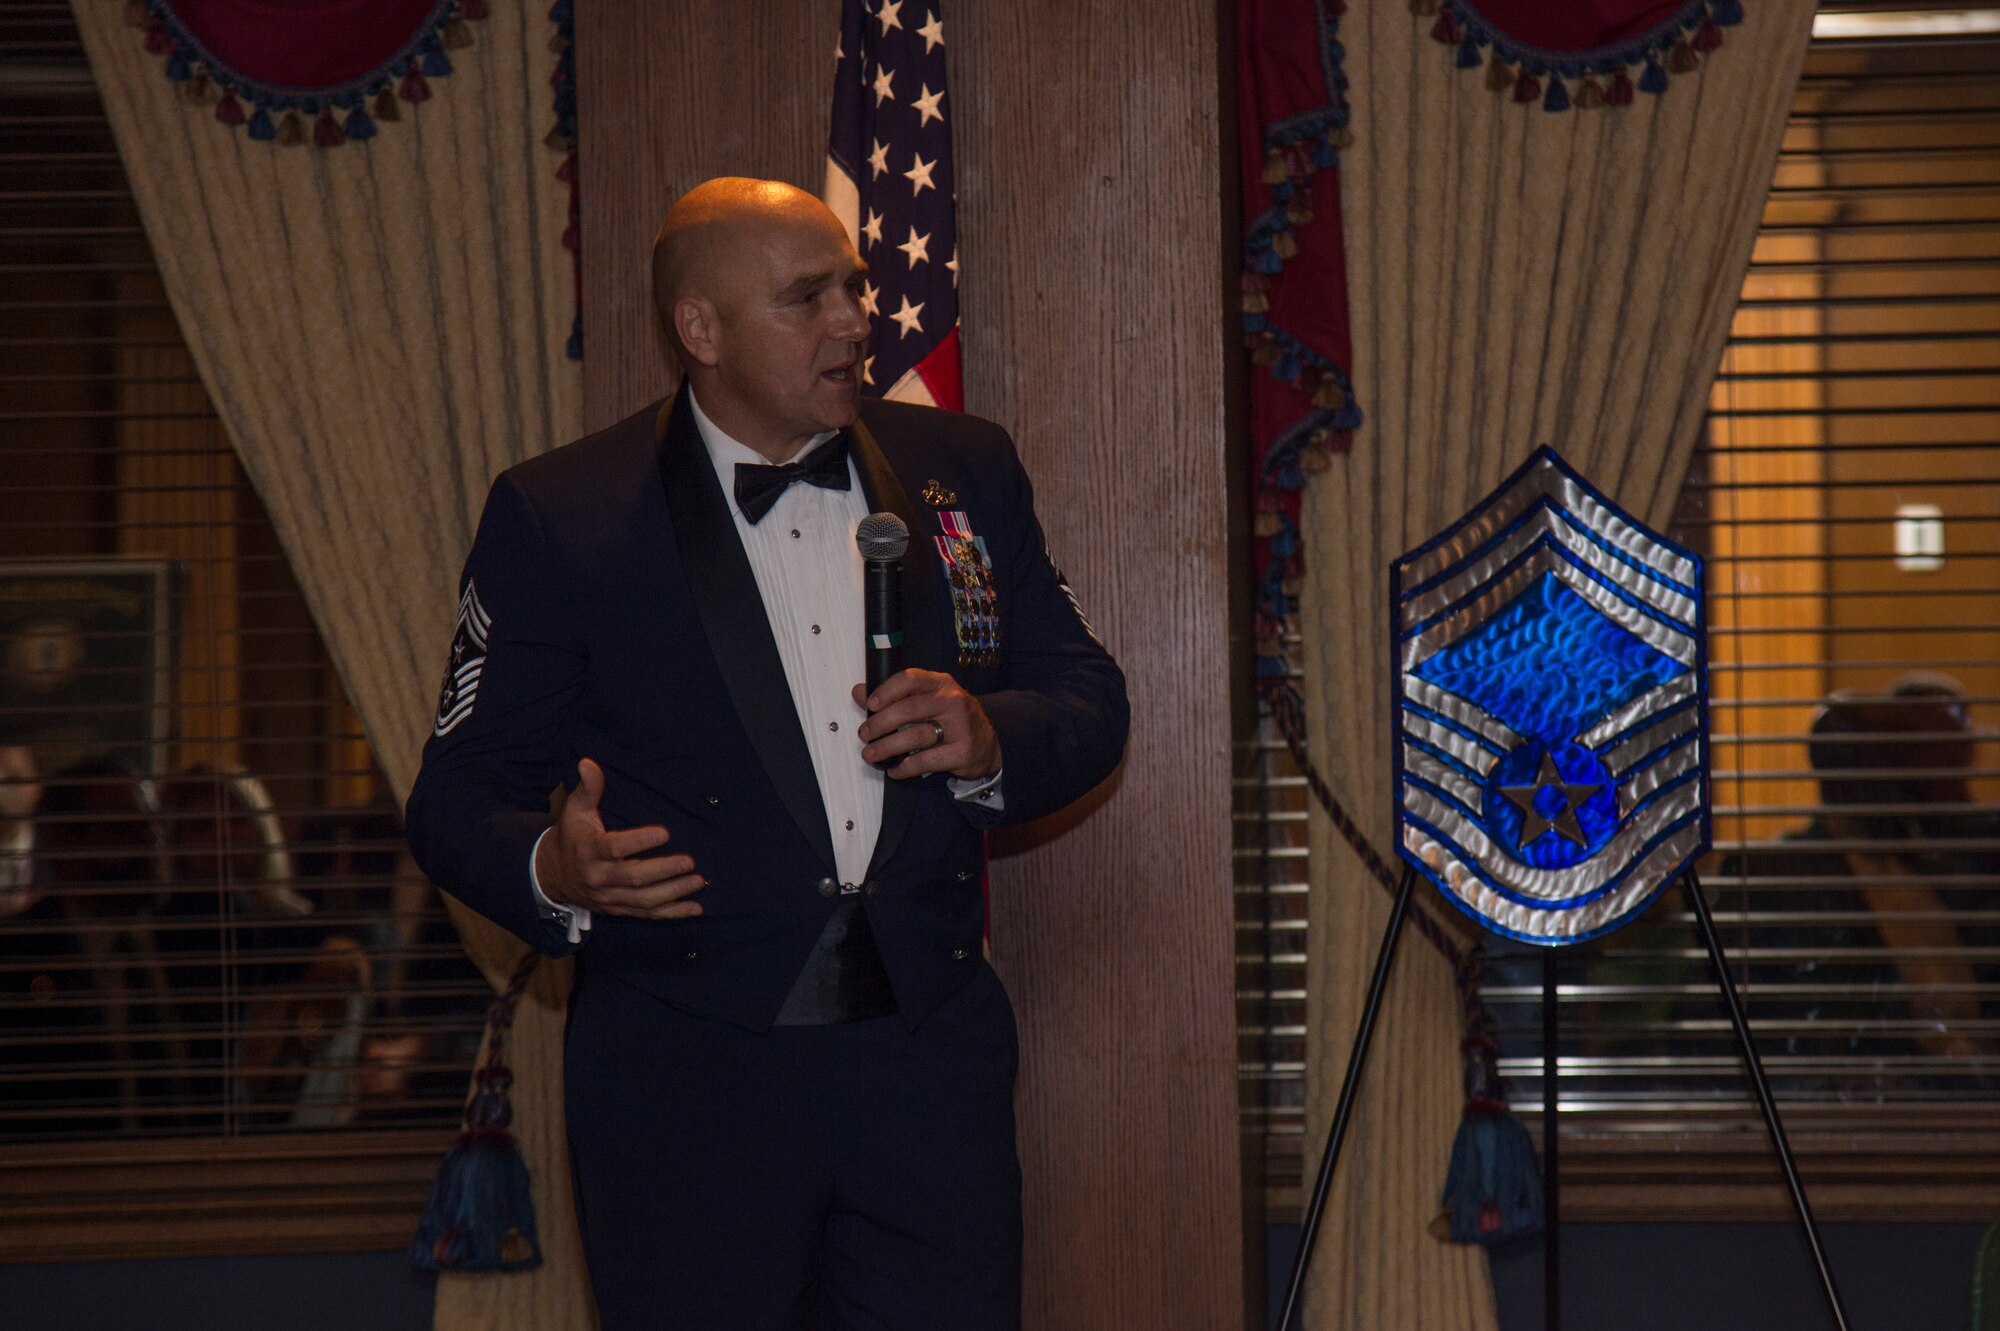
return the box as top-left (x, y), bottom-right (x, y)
top-left (531, 387), bottom-right (999, 943)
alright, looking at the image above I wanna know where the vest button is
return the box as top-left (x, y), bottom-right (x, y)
top-left (685, 950), bottom-right (699, 961)
top-left (816, 877), bottom-right (838, 898)
top-left (950, 948), bottom-right (968, 961)
top-left (863, 880), bottom-right (879, 896)
top-left (706, 794), bottom-right (721, 807)
top-left (955, 869), bottom-right (974, 882)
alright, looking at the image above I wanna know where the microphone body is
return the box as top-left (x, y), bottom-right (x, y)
top-left (864, 556), bottom-right (904, 694)
top-left (857, 511), bottom-right (911, 695)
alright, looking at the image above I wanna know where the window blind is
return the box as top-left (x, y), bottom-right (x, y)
top-left (0, 4), bottom-right (494, 1146)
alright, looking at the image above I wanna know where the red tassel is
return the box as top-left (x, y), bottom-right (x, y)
top-left (312, 108), bottom-right (344, 147)
top-left (1693, 19), bottom-right (1723, 52)
top-left (214, 93), bottom-right (246, 126)
top-left (399, 70), bottom-right (432, 103)
top-left (561, 221), bottom-right (579, 252)
top-left (143, 19), bottom-right (171, 55)
top-left (459, 0), bottom-right (489, 17)
top-left (1430, 11), bottom-right (1460, 44)
top-left (1606, 70), bottom-right (1635, 106)
top-left (554, 155), bottom-right (574, 184)
top-left (1511, 70), bottom-right (1541, 104)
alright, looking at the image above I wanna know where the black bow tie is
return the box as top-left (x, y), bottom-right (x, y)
top-left (733, 434), bottom-right (852, 524)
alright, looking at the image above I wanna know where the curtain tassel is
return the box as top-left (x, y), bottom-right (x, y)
top-left (1606, 68), bottom-right (1636, 106)
top-left (443, 18), bottom-right (475, 50)
top-left (1430, 10), bottom-right (1460, 45)
top-left (1484, 53), bottom-right (1515, 93)
top-left (1639, 57), bottom-right (1670, 93)
top-left (411, 953), bottom-right (544, 1274)
top-left (312, 108), bottom-right (345, 148)
top-left (1456, 34), bottom-right (1482, 69)
top-left (122, 0), bottom-right (146, 28)
top-left (1711, 0), bottom-right (1744, 25)
top-left (399, 69), bottom-right (433, 103)
top-left (1667, 39), bottom-right (1702, 73)
top-left (371, 86), bottom-right (402, 121)
top-left (344, 107), bottom-right (378, 142)
top-left (1511, 69), bottom-right (1541, 105)
top-left (461, 0), bottom-right (492, 17)
top-left (1575, 76), bottom-right (1607, 110)
top-left (1541, 74), bottom-right (1570, 112)
top-left (142, 18), bottom-right (171, 56)
top-left (1262, 148), bottom-right (1288, 186)
top-left (421, 47), bottom-right (453, 78)
top-left (275, 110), bottom-right (305, 146)
top-left (1436, 949), bottom-right (1543, 1248)
top-left (1408, 0), bottom-right (1439, 15)
top-left (182, 70), bottom-right (217, 106)
top-left (1693, 18), bottom-right (1724, 53)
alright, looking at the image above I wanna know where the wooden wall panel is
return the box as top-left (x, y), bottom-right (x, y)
top-left (578, 3), bottom-right (1246, 1328)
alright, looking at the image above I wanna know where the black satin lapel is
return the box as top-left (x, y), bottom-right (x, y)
top-left (655, 387), bottom-right (837, 872)
top-left (849, 415), bottom-right (945, 877)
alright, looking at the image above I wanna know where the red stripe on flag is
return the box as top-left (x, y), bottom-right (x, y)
top-left (911, 325), bottom-right (963, 413)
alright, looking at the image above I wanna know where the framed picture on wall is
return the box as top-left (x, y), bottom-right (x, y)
top-left (0, 559), bottom-right (175, 778)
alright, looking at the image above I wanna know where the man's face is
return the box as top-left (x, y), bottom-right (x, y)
top-left (704, 209), bottom-right (870, 456)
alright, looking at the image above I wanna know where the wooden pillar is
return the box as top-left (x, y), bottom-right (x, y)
top-left (577, 5), bottom-right (1244, 1327)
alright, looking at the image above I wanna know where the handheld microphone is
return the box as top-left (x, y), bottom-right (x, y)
top-left (856, 513), bottom-right (909, 695)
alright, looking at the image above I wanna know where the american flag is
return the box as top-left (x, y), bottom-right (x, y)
top-left (825, 0), bottom-right (961, 410)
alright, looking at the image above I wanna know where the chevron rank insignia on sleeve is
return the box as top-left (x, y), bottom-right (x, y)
top-left (432, 580), bottom-right (492, 738)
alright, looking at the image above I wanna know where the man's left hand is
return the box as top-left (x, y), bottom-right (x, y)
top-left (854, 670), bottom-right (1001, 781)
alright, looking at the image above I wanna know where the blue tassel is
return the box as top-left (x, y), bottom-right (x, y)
top-left (246, 107), bottom-right (276, 141)
top-left (1331, 401), bottom-right (1363, 432)
top-left (343, 107), bottom-right (377, 141)
top-left (1457, 35), bottom-right (1482, 69)
top-left (1255, 655), bottom-right (1288, 678)
top-left (565, 315), bottom-right (584, 362)
top-left (1242, 312), bottom-right (1268, 336)
top-left (1310, 141), bottom-right (1335, 169)
top-left (1712, 0), bottom-right (1743, 25)
top-left (1440, 1107), bottom-right (1544, 1244)
top-left (410, 1066), bottom-right (544, 1272)
top-left (549, 0), bottom-right (573, 24)
top-left (1542, 76), bottom-right (1570, 113)
top-left (1277, 463), bottom-right (1306, 490)
top-left (1639, 58), bottom-right (1669, 94)
top-left (1268, 527), bottom-right (1300, 558)
top-left (164, 51), bottom-right (191, 82)
top-left (422, 46), bottom-right (453, 78)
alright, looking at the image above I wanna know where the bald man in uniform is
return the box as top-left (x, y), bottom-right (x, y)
top-left (406, 179), bottom-right (1127, 1330)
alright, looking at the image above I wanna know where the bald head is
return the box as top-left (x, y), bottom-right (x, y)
top-left (652, 177), bottom-right (850, 346)
top-left (647, 176), bottom-right (871, 461)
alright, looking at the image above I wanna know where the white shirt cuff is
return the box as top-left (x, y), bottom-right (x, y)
top-left (529, 827), bottom-right (590, 944)
top-left (947, 767), bottom-right (1004, 810)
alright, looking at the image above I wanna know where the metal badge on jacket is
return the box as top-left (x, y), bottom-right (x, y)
top-left (432, 579), bottom-right (490, 737)
top-left (933, 510), bottom-right (1000, 668)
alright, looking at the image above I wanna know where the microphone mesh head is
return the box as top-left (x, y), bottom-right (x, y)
top-left (856, 512), bottom-right (910, 561)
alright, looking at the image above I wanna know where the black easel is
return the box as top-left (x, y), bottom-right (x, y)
top-left (1541, 949), bottom-right (1561, 1331)
top-left (1274, 865), bottom-right (1853, 1331)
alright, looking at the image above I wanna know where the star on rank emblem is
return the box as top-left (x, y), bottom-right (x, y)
top-left (1390, 447), bottom-right (1709, 946)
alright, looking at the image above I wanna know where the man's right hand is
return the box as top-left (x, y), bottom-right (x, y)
top-left (535, 758), bottom-right (705, 919)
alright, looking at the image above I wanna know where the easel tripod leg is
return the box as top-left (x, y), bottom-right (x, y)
top-left (1684, 869), bottom-right (1853, 1331)
top-left (1542, 948), bottom-right (1561, 1331)
top-left (1275, 864), bottom-right (1419, 1331)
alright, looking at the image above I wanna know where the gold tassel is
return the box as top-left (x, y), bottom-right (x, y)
top-left (1667, 40), bottom-right (1700, 73)
top-left (1250, 340), bottom-right (1281, 367)
top-left (1408, 0), bottom-right (1439, 14)
top-left (122, 0), bottom-right (146, 27)
top-left (1285, 200), bottom-right (1314, 226)
top-left (544, 124), bottom-right (573, 151)
top-left (1485, 54), bottom-right (1515, 92)
top-left (1257, 636), bottom-right (1284, 657)
top-left (1328, 123), bottom-right (1353, 150)
top-left (1262, 149), bottom-right (1288, 186)
top-left (1575, 77), bottom-right (1607, 110)
top-left (549, 28), bottom-right (568, 54)
top-left (501, 1228), bottom-right (534, 1265)
top-left (1311, 378), bottom-right (1347, 410)
top-left (276, 110), bottom-right (305, 146)
top-left (443, 18), bottom-right (474, 50)
top-left (372, 87), bottom-right (401, 121)
top-left (183, 70), bottom-right (217, 105)
top-left (1299, 448), bottom-right (1331, 475)
top-left (1241, 292), bottom-right (1270, 315)
top-left (1270, 231), bottom-right (1298, 260)
top-left (1282, 573), bottom-right (1305, 595)
top-left (1254, 512), bottom-right (1283, 538)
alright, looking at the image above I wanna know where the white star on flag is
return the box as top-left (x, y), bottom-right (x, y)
top-left (825, 0), bottom-right (962, 408)
top-left (889, 295), bottom-right (925, 338)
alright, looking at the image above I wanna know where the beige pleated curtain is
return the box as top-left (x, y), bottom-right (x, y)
top-left (69, 4), bottom-right (592, 1328)
top-left (1298, 4), bottom-right (1818, 1327)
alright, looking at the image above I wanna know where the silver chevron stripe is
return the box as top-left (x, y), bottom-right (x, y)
top-left (1601, 707), bottom-right (1699, 777)
top-left (1405, 780), bottom-right (1704, 902)
top-left (1578, 675), bottom-right (1698, 748)
top-left (1401, 546), bottom-right (1696, 672)
top-left (1407, 823), bottom-right (1705, 941)
top-left (1402, 676), bottom-right (1520, 755)
top-left (1401, 708), bottom-right (1507, 771)
top-left (1402, 745), bottom-right (1487, 815)
top-left (1400, 503), bottom-right (1696, 631)
top-left (1617, 740), bottom-right (1701, 819)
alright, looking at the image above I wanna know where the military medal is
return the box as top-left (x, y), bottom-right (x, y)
top-left (933, 510), bottom-right (1000, 668)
